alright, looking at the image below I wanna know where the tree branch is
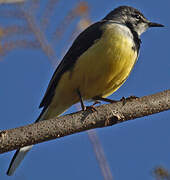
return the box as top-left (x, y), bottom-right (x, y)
top-left (1, 89), bottom-right (170, 154)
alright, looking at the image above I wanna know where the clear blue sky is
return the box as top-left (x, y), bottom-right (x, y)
top-left (0, 0), bottom-right (170, 180)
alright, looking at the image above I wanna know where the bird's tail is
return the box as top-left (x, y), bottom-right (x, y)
top-left (6, 101), bottom-right (69, 176)
top-left (6, 108), bottom-right (48, 176)
top-left (6, 145), bottom-right (33, 176)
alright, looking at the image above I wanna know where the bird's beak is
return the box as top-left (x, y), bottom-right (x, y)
top-left (148, 22), bottom-right (164, 27)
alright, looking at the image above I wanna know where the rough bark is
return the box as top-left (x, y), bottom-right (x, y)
top-left (0, 89), bottom-right (170, 154)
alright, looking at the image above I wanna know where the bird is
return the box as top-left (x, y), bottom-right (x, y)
top-left (6, 5), bottom-right (164, 176)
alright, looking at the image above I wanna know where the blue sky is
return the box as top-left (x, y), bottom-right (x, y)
top-left (0, 0), bottom-right (170, 180)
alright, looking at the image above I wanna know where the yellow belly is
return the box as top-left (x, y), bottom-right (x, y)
top-left (45, 23), bottom-right (138, 118)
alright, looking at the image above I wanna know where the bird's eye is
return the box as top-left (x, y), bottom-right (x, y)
top-left (134, 14), bottom-right (141, 20)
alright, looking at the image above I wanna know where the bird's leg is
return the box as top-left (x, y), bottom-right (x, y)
top-left (93, 96), bottom-right (118, 103)
top-left (76, 89), bottom-right (97, 112)
top-left (86, 100), bottom-right (101, 112)
top-left (94, 95), bottom-right (138, 106)
top-left (76, 89), bottom-right (86, 111)
top-left (92, 100), bottom-right (101, 106)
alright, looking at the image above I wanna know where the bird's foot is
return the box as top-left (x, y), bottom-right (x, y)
top-left (82, 100), bottom-right (101, 112)
top-left (93, 96), bottom-right (118, 103)
top-left (120, 95), bottom-right (138, 105)
top-left (84, 105), bottom-right (97, 112)
top-left (92, 100), bottom-right (101, 106)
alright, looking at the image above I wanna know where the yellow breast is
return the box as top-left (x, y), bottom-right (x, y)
top-left (73, 22), bottom-right (138, 98)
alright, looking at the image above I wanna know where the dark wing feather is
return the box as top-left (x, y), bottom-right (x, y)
top-left (39, 21), bottom-right (104, 109)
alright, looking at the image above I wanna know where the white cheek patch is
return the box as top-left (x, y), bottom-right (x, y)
top-left (136, 23), bottom-right (148, 35)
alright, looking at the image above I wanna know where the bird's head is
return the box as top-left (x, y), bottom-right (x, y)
top-left (103, 6), bottom-right (164, 36)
